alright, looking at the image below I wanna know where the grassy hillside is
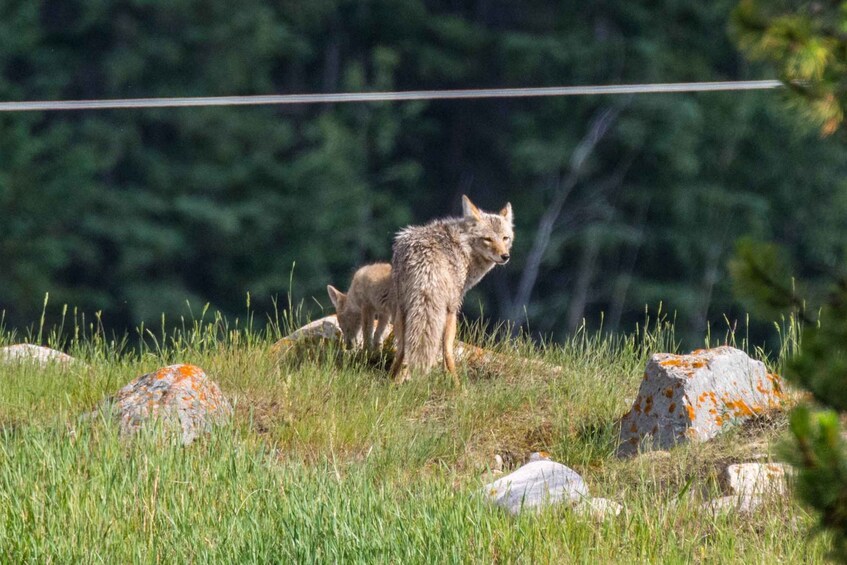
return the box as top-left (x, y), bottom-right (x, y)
top-left (0, 311), bottom-right (827, 562)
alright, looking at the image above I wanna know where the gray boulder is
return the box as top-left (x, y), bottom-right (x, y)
top-left (618, 346), bottom-right (784, 456)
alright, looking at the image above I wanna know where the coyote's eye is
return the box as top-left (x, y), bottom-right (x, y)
top-left (483, 237), bottom-right (494, 243)
top-left (503, 236), bottom-right (511, 243)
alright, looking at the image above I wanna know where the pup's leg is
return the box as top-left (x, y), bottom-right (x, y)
top-left (361, 304), bottom-right (375, 350)
top-left (389, 306), bottom-right (406, 382)
top-left (442, 309), bottom-right (460, 387)
top-left (373, 313), bottom-right (389, 348)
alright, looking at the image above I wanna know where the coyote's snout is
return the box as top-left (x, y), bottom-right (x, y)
top-left (389, 195), bottom-right (514, 384)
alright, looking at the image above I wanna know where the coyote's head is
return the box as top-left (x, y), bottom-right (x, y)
top-left (326, 285), bottom-right (359, 347)
top-left (461, 195), bottom-right (514, 265)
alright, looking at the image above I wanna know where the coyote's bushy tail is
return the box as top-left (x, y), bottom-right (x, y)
top-left (397, 268), bottom-right (446, 372)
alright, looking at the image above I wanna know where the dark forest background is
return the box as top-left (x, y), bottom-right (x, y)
top-left (1, 0), bottom-right (845, 346)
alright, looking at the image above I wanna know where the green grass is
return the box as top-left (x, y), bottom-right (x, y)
top-left (0, 308), bottom-right (829, 563)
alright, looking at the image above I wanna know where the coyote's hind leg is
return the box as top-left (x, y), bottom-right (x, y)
top-left (389, 307), bottom-right (407, 382)
top-left (443, 309), bottom-right (460, 387)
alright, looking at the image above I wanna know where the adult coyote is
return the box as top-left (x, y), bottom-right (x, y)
top-left (389, 195), bottom-right (513, 384)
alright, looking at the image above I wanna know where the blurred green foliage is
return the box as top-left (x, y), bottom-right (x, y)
top-left (0, 0), bottom-right (846, 346)
top-left (732, 0), bottom-right (847, 134)
top-left (731, 3), bottom-right (847, 558)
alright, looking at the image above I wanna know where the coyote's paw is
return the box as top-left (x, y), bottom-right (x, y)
top-left (392, 366), bottom-right (411, 385)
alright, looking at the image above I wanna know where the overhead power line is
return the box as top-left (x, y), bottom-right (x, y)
top-left (0, 80), bottom-right (783, 112)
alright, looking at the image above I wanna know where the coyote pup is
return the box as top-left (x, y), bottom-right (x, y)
top-left (327, 262), bottom-right (394, 350)
top-left (389, 195), bottom-right (513, 384)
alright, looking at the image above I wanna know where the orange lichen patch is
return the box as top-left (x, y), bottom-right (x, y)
top-left (721, 398), bottom-right (763, 418)
top-left (644, 395), bottom-right (654, 415)
top-left (685, 405), bottom-right (696, 421)
top-left (766, 373), bottom-right (785, 396)
top-left (658, 355), bottom-right (706, 375)
top-left (668, 402), bottom-right (676, 413)
top-left (715, 414), bottom-right (725, 427)
top-left (629, 422), bottom-right (638, 433)
top-left (171, 364), bottom-right (204, 384)
top-left (663, 388), bottom-right (674, 398)
top-left (696, 391), bottom-right (718, 409)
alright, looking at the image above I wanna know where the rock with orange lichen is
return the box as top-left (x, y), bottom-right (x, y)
top-left (102, 364), bottom-right (232, 445)
top-left (617, 346), bottom-right (784, 457)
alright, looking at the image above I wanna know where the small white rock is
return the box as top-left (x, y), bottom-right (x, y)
top-left (723, 462), bottom-right (792, 497)
top-left (484, 460), bottom-right (589, 516)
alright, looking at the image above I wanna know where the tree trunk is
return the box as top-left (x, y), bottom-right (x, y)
top-left (508, 106), bottom-right (621, 324)
top-left (566, 233), bottom-right (600, 332)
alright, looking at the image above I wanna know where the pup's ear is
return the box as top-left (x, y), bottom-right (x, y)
top-left (327, 285), bottom-right (346, 309)
top-left (499, 202), bottom-right (513, 224)
top-left (462, 195), bottom-right (482, 221)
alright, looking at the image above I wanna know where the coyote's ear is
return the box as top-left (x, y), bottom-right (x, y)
top-left (462, 195), bottom-right (482, 221)
top-left (327, 285), bottom-right (346, 309)
top-left (499, 202), bottom-right (513, 224)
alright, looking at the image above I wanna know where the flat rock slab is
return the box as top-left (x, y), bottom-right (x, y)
top-left (484, 460), bottom-right (589, 515)
top-left (272, 315), bottom-right (561, 379)
top-left (103, 364), bottom-right (232, 445)
top-left (271, 316), bottom-right (345, 354)
top-left (723, 462), bottom-right (791, 497)
top-left (0, 344), bottom-right (75, 367)
top-left (617, 346), bottom-right (784, 457)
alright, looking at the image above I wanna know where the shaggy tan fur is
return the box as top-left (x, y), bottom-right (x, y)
top-left (327, 262), bottom-right (394, 350)
top-left (389, 195), bottom-right (514, 385)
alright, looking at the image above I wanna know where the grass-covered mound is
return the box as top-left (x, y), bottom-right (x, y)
top-left (0, 312), bottom-right (826, 562)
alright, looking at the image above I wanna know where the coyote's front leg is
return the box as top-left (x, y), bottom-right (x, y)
top-left (360, 304), bottom-right (375, 350)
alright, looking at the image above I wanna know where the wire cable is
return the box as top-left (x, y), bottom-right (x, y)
top-left (0, 80), bottom-right (783, 113)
